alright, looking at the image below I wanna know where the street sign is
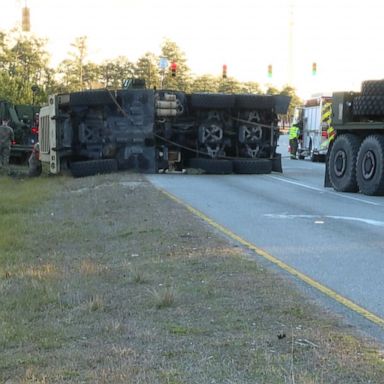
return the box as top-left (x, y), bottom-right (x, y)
top-left (159, 57), bottom-right (169, 70)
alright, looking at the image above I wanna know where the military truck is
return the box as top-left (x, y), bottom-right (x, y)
top-left (325, 79), bottom-right (384, 195)
top-left (0, 100), bottom-right (39, 162)
top-left (38, 86), bottom-right (290, 177)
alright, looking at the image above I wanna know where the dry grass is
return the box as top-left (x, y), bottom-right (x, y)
top-left (1, 171), bottom-right (384, 383)
top-left (150, 286), bottom-right (177, 309)
top-left (87, 294), bottom-right (104, 312)
top-left (130, 266), bottom-right (147, 284)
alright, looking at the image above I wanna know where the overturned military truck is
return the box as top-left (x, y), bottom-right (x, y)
top-left (38, 86), bottom-right (290, 177)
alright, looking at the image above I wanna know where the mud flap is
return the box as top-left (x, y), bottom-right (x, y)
top-left (272, 153), bottom-right (282, 173)
top-left (324, 146), bottom-right (332, 187)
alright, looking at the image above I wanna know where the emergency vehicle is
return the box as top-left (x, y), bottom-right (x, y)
top-left (296, 96), bottom-right (332, 162)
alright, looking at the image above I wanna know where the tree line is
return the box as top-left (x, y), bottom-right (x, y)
top-left (0, 30), bottom-right (301, 118)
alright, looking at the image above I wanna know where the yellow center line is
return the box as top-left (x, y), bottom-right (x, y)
top-left (161, 188), bottom-right (384, 328)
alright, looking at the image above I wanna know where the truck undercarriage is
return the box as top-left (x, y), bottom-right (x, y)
top-left (39, 88), bottom-right (290, 177)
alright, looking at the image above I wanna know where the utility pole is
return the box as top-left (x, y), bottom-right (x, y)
top-left (21, 0), bottom-right (31, 32)
top-left (288, 0), bottom-right (294, 86)
top-left (159, 57), bottom-right (169, 89)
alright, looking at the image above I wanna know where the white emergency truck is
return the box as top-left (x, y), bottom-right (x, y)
top-left (296, 96), bottom-right (332, 162)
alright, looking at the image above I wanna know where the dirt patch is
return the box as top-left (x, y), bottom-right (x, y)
top-left (1, 171), bottom-right (384, 383)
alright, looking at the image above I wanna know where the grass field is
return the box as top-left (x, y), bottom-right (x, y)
top-left (1, 172), bottom-right (384, 383)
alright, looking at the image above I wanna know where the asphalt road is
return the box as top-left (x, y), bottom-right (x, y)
top-left (147, 134), bottom-right (384, 340)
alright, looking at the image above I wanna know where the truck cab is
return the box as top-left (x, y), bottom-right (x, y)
top-left (0, 100), bottom-right (39, 162)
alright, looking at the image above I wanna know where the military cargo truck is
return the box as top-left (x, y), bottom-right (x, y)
top-left (325, 79), bottom-right (384, 195)
top-left (0, 100), bottom-right (39, 162)
top-left (38, 86), bottom-right (290, 177)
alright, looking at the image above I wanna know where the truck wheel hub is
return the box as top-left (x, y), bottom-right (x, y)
top-left (334, 150), bottom-right (346, 177)
top-left (362, 150), bottom-right (376, 180)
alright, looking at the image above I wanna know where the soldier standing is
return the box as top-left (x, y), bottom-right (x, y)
top-left (0, 119), bottom-right (15, 175)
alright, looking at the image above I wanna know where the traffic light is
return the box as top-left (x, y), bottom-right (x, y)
top-left (312, 62), bottom-right (317, 76)
top-left (268, 64), bottom-right (272, 78)
top-left (22, 6), bottom-right (30, 32)
top-left (222, 64), bottom-right (227, 79)
top-left (170, 61), bottom-right (177, 77)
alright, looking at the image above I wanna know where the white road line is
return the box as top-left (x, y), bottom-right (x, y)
top-left (269, 176), bottom-right (324, 192)
top-left (270, 175), bottom-right (382, 206)
top-left (264, 213), bottom-right (384, 227)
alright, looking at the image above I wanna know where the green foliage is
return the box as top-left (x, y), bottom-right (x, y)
top-left (56, 36), bottom-right (89, 92)
top-left (266, 85), bottom-right (280, 95)
top-left (161, 38), bottom-right (191, 92)
top-left (135, 52), bottom-right (160, 89)
top-left (0, 29), bottom-right (300, 116)
top-left (280, 84), bottom-right (303, 122)
top-left (100, 56), bottom-right (135, 89)
top-left (239, 81), bottom-right (263, 94)
top-left (0, 31), bottom-right (53, 104)
top-left (191, 74), bottom-right (219, 92)
top-left (218, 77), bottom-right (244, 94)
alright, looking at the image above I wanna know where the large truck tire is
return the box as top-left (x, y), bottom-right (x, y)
top-left (70, 159), bottom-right (118, 178)
top-left (361, 80), bottom-right (384, 96)
top-left (353, 95), bottom-right (384, 116)
top-left (69, 90), bottom-right (116, 106)
top-left (328, 134), bottom-right (360, 192)
top-left (235, 95), bottom-right (274, 110)
top-left (188, 158), bottom-right (233, 174)
top-left (232, 158), bottom-right (272, 174)
top-left (190, 93), bottom-right (235, 109)
top-left (356, 135), bottom-right (384, 195)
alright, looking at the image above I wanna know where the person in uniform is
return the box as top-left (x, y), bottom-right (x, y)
top-left (0, 119), bottom-right (15, 175)
top-left (289, 121), bottom-right (302, 159)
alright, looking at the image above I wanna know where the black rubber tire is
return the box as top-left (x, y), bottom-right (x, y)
top-left (69, 90), bottom-right (117, 106)
top-left (310, 152), bottom-right (319, 162)
top-left (188, 158), bottom-right (233, 174)
top-left (361, 80), bottom-right (384, 96)
top-left (70, 159), bottom-right (118, 178)
top-left (328, 134), bottom-right (360, 192)
top-left (232, 158), bottom-right (272, 174)
top-left (235, 95), bottom-right (274, 109)
top-left (190, 93), bottom-right (235, 109)
top-left (353, 96), bottom-right (384, 116)
top-left (28, 164), bottom-right (42, 177)
top-left (356, 135), bottom-right (384, 196)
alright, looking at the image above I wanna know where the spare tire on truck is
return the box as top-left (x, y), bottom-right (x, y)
top-left (235, 95), bottom-right (274, 110)
top-left (188, 158), bottom-right (233, 174)
top-left (232, 158), bottom-right (272, 174)
top-left (190, 93), bottom-right (235, 109)
top-left (70, 159), bottom-right (118, 178)
top-left (353, 95), bottom-right (384, 116)
top-left (361, 80), bottom-right (384, 96)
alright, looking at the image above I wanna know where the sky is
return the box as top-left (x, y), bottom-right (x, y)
top-left (3, 0), bottom-right (384, 98)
